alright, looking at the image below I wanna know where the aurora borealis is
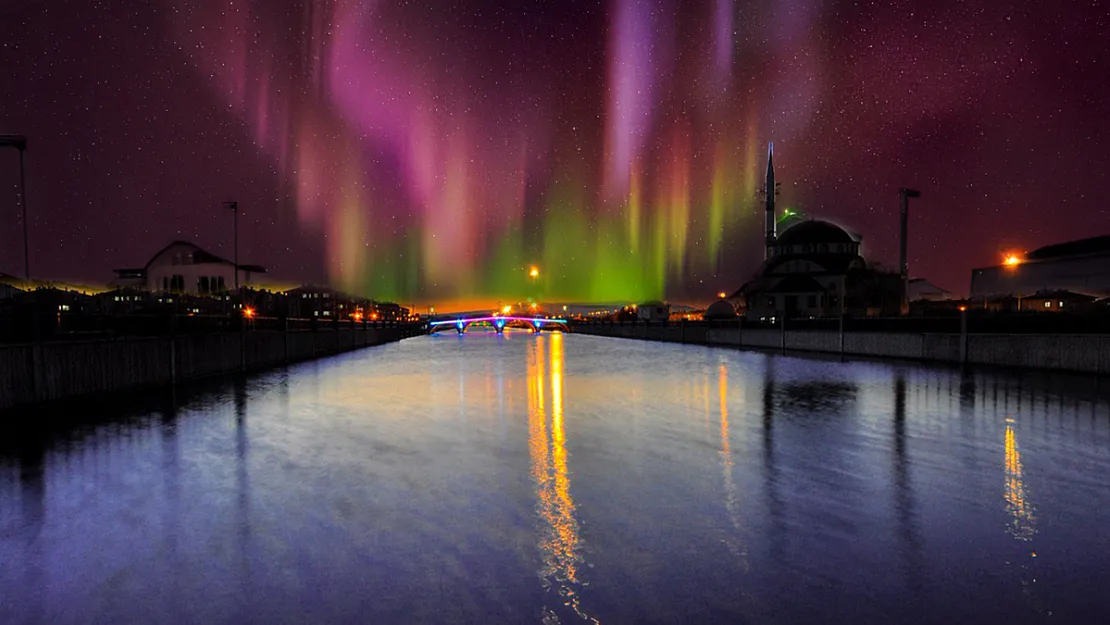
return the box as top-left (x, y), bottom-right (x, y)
top-left (1, 0), bottom-right (1108, 305)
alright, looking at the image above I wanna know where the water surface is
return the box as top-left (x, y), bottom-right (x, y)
top-left (3, 332), bottom-right (1110, 623)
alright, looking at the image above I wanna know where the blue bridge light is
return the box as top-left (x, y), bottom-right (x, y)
top-left (429, 315), bottom-right (569, 334)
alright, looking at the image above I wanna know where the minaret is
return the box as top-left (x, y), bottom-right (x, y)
top-left (764, 143), bottom-right (777, 260)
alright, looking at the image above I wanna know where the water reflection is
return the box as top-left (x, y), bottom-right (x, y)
top-left (892, 372), bottom-right (922, 588)
top-left (4, 337), bottom-right (1110, 623)
top-left (760, 356), bottom-right (783, 561)
top-left (233, 380), bottom-right (252, 593)
top-left (528, 333), bottom-right (595, 623)
top-left (1004, 419), bottom-right (1036, 542)
top-left (717, 363), bottom-right (745, 562)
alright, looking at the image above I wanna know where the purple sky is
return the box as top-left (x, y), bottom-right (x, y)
top-left (1, 0), bottom-right (1108, 300)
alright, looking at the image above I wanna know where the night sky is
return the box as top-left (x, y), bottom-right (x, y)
top-left (1, 0), bottom-right (1108, 304)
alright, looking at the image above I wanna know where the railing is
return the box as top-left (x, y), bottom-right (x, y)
top-left (0, 311), bottom-right (423, 343)
top-left (571, 312), bottom-right (1110, 335)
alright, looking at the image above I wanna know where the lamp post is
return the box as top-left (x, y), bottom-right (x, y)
top-left (1, 135), bottom-right (29, 281)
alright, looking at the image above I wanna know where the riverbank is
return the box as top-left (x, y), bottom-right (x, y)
top-left (573, 322), bottom-right (1110, 374)
top-left (0, 324), bottom-right (421, 412)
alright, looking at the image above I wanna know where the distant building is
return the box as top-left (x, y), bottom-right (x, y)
top-left (907, 278), bottom-right (955, 302)
top-left (1018, 290), bottom-right (1096, 313)
top-left (93, 287), bottom-right (149, 314)
top-left (704, 300), bottom-right (737, 320)
top-left (10, 287), bottom-right (95, 314)
top-left (970, 234), bottom-right (1110, 300)
top-left (637, 301), bottom-right (670, 322)
top-left (285, 285), bottom-right (356, 318)
top-left (113, 241), bottom-right (266, 294)
top-left (0, 273), bottom-right (24, 301)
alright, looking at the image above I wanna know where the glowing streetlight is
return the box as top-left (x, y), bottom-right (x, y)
top-left (242, 307), bottom-right (256, 319)
top-left (529, 266), bottom-right (539, 279)
top-left (717, 291), bottom-right (727, 299)
top-left (502, 305), bottom-right (512, 315)
top-left (1004, 254), bottom-right (1022, 267)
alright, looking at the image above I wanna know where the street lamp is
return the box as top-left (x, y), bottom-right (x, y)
top-left (1, 135), bottom-right (29, 281)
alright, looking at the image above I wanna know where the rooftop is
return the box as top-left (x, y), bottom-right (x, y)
top-left (775, 220), bottom-right (857, 246)
top-left (1025, 234), bottom-right (1110, 261)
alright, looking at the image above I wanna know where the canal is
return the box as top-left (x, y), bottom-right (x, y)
top-left (3, 332), bottom-right (1110, 623)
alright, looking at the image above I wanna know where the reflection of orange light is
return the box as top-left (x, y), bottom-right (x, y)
top-left (243, 307), bottom-right (255, 318)
top-left (1004, 254), bottom-right (1022, 267)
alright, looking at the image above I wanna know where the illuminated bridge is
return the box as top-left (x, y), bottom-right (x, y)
top-left (428, 315), bottom-right (570, 334)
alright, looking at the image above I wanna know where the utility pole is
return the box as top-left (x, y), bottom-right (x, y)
top-left (224, 201), bottom-right (239, 293)
top-left (899, 188), bottom-right (921, 316)
top-left (1, 135), bottom-right (29, 281)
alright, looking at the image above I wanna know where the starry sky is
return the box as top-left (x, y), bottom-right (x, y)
top-left (1, 0), bottom-right (1107, 305)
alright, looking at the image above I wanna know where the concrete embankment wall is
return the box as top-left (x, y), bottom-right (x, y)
top-left (576, 324), bottom-right (1110, 374)
top-left (0, 326), bottom-right (419, 412)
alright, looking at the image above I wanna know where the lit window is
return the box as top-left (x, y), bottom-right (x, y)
top-left (1044, 301), bottom-right (1051, 308)
top-left (114, 296), bottom-right (120, 302)
top-left (1059, 301), bottom-right (1064, 308)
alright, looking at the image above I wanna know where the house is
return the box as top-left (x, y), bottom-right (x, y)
top-left (1017, 290), bottom-right (1096, 313)
top-left (112, 241), bottom-right (266, 294)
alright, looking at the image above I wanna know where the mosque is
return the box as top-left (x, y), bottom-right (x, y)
top-left (731, 145), bottom-right (903, 320)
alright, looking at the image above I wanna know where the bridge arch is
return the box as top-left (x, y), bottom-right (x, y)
top-left (427, 315), bottom-right (570, 335)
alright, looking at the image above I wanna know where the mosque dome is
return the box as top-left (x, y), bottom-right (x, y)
top-left (775, 220), bottom-right (856, 246)
top-left (704, 300), bottom-right (737, 320)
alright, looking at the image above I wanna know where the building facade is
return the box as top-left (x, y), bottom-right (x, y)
top-left (113, 241), bottom-right (266, 294)
top-left (970, 234), bottom-right (1110, 300)
top-left (739, 220), bottom-right (868, 320)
